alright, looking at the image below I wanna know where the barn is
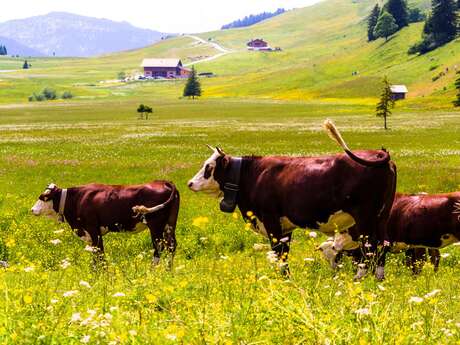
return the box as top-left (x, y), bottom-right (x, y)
top-left (141, 58), bottom-right (191, 79)
top-left (390, 85), bottom-right (408, 100)
top-left (247, 39), bottom-right (272, 51)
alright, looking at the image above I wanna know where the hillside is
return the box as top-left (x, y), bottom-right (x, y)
top-left (0, 12), bottom-right (165, 57)
top-left (0, 0), bottom-right (459, 106)
top-left (0, 36), bottom-right (44, 57)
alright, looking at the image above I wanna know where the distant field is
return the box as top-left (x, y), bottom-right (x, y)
top-left (1, 99), bottom-right (460, 344)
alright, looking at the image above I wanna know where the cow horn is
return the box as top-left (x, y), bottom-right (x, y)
top-left (216, 147), bottom-right (225, 156)
top-left (206, 144), bottom-right (214, 152)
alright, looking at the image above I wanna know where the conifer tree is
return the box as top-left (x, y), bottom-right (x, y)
top-left (429, 0), bottom-right (457, 44)
top-left (386, 0), bottom-right (409, 28)
top-left (183, 66), bottom-right (202, 99)
top-left (368, 4), bottom-right (381, 41)
top-left (23, 60), bottom-right (29, 69)
top-left (374, 11), bottom-right (399, 41)
top-left (376, 77), bottom-right (395, 130)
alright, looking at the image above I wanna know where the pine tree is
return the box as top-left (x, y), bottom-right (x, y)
top-left (183, 66), bottom-right (202, 99)
top-left (368, 4), bottom-right (381, 41)
top-left (454, 72), bottom-right (460, 107)
top-left (23, 60), bottom-right (29, 69)
top-left (374, 11), bottom-right (399, 41)
top-left (386, 0), bottom-right (409, 28)
top-left (376, 77), bottom-right (395, 130)
top-left (429, 0), bottom-right (457, 44)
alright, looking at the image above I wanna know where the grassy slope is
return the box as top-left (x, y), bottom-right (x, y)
top-left (1, 0), bottom-right (459, 106)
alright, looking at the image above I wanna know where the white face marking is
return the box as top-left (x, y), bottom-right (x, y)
top-left (333, 230), bottom-right (359, 251)
top-left (31, 200), bottom-right (57, 218)
top-left (318, 239), bottom-right (338, 269)
top-left (316, 211), bottom-right (356, 236)
top-left (188, 150), bottom-right (222, 195)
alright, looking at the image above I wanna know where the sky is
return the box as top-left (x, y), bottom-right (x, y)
top-left (0, 0), bottom-right (321, 33)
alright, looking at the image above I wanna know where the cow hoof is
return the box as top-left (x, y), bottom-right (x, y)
top-left (375, 266), bottom-right (385, 281)
top-left (353, 266), bottom-right (367, 281)
top-left (152, 257), bottom-right (161, 266)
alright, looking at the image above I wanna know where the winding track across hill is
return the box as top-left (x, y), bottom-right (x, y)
top-left (184, 35), bottom-right (233, 67)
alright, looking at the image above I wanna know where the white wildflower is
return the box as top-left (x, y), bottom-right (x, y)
top-left (112, 292), bottom-right (125, 297)
top-left (79, 281), bottom-right (91, 289)
top-left (50, 298), bottom-right (59, 304)
top-left (409, 296), bottom-right (424, 304)
top-left (280, 236), bottom-right (290, 243)
top-left (87, 309), bottom-right (97, 317)
top-left (220, 255), bottom-right (228, 260)
top-left (104, 313), bottom-right (113, 321)
top-left (109, 306), bottom-right (118, 312)
top-left (24, 266), bottom-right (34, 272)
top-left (304, 258), bottom-right (315, 262)
top-left (129, 330), bottom-right (137, 336)
top-left (335, 291), bottom-right (342, 297)
top-left (166, 334), bottom-right (177, 341)
top-left (50, 239), bottom-right (62, 245)
top-left (70, 312), bottom-right (82, 323)
top-left (266, 251), bottom-right (278, 264)
top-left (175, 265), bottom-right (185, 271)
top-left (441, 253), bottom-right (450, 258)
top-left (81, 335), bottom-right (90, 344)
top-left (424, 289), bottom-right (441, 299)
top-left (60, 259), bottom-right (71, 269)
top-left (63, 290), bottom-right (79, 298)
top-left (355, 308), bottom-right (371, 315)
top-left (84, 245), bottom-right (97, 253)
top-left (253, 243), bottom-right (269, 251)
top-left (309, 231), bottom-right (318, 238)
top-left (377, 284), bottom-right (386, 291)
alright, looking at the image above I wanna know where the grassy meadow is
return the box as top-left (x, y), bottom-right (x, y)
top-left (1, 0), bottom-right (460, 343)
top-left (1, 98), bottom-right (460, 344)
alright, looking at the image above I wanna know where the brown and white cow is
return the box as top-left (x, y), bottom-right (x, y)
top-left (188, 120), bottom-right (397, 279)
top-left (31, 181), bottom-right (179, 266)
top-left (320, 192), bottom-right (460, 275)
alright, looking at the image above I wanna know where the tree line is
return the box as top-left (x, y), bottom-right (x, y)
top-left (367, 0), bottom-right (459, 53)
top-left (222, 8), bottom-right (285, 30)
top-left (0, 45), bottom-right (7, 55)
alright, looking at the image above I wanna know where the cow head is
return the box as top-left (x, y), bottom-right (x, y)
top-left (31, 183), bottom-right (60, 218)
top-left (188, 145), bottom-right (229, 196)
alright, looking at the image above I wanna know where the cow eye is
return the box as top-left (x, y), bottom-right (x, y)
top-left (204, 164), bottom-right (213, 179)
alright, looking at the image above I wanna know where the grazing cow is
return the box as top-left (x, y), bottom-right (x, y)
top-left (188, 120), bottom-right (397, 279)
top-left (31, 181), bottom-right (179, 266)
top-left (320, 192), bottom-right (460, 274)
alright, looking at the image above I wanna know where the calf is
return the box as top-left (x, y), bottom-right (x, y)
top-left (188, 120), bottom-right (397, 279)
top-left (320, 192), bottom-right (460, 275)
top-left (31, 181), bottom-right (179, 266)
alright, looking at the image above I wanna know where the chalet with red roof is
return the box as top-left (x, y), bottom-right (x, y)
top-left (141, 58), bottom-right (191, 78)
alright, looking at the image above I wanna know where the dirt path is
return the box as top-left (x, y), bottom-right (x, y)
top-left (185, 35), bottom-right (233, 66)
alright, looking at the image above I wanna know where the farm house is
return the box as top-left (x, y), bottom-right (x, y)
top-left (390, 85), bottom-right (408, 100)
top-left (141, 58), bottom-right (191, 78)
top-left (247, 39), bottom-right (272, 51)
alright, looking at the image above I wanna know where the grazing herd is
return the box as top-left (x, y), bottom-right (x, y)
top-left (29, 120), bottom-right (459, 279)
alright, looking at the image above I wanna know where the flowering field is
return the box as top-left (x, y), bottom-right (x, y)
top-left (1, 99), bottom-right (460, 344)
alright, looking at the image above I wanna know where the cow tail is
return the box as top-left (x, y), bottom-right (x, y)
top-left (323, 119), bottom-right (390, 168)
top-left (132, 182), bottom-right (177, 216)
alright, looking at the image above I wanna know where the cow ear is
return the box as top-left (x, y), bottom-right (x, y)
top-left (216, 147), bottom-right (225, 156)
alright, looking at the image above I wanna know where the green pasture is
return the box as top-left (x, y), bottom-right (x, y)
top-left (1, 99), bottom-right (460, 344)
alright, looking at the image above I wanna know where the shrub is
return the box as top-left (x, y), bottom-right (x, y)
top-left (61, 91), bottom-right (73, 99)
top-left (42, 88), bottom-right (57, 100)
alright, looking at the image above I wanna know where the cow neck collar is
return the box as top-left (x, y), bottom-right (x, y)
top-left (220, 157), bottom-right (242, 213)
top-left (58, 189), bottom-right (67, 222)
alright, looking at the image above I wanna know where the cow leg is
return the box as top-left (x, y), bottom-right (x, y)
top-left (411, 248), bottom-right (426, 275)
top-left (163, 193), bottom-right (179, 270)
top-left (429, 249), bottom-right (440, 272)
top-left (88, 228), bottom-right (105, 269)
top-left (146, 216), bottom-right (169, 267)
top-left (265, 218), bottom-right (292, 276)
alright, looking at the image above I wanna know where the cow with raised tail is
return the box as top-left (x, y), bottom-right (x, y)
top-left (188, 120), bottom-right (397, 279)
top-left (31, 181), bottom-right (179, 267)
